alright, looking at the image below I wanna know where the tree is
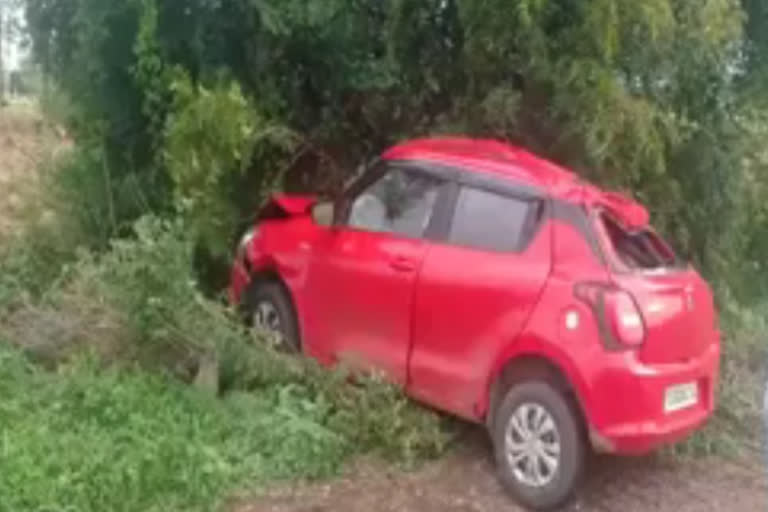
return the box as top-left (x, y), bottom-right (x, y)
top-left (20, 0), bottom-right (768, 300)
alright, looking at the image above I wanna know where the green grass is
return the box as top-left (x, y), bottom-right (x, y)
top-left (0, 348), bottom-right (349, 512)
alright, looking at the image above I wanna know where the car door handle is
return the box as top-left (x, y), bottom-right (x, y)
top-left (389, 256), bottom-right (417, 272)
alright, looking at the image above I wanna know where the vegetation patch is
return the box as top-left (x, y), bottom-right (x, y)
top-left (0, 213), bottom-right (449, 512)
top-left (0, 348), bottom-right (348, 512)
top-left (677, 307), bottom-right (767, 457)
top-left (1, 0), bottom-right (768, 509)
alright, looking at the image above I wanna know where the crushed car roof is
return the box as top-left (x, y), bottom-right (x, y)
top-left (383, 137), bottom-right (649, 228)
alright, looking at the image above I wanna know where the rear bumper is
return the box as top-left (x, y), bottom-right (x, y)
top-left (586, 341), bottom-right (720, 455)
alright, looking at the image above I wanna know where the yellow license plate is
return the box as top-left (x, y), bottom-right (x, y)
top-left (664, 382), bottom-right (699, 413)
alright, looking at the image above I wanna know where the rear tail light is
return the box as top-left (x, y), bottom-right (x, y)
top-left (574, 282), bottom-right (646, 349)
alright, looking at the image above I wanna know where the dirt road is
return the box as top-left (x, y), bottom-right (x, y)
top-left (240, 429), bottom-right (766, 512)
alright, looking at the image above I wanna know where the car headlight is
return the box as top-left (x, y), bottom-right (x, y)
top-left (237, 227), bottom-right (258, 260)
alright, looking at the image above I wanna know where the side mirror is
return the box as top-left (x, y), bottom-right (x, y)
top-left (311, 201), bottom-right (335, 227)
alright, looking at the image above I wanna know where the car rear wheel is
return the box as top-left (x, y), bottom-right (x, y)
top-left (244, 281), bottom-right (301, 352)
top-left (492, 381), bottom-right (584, 511)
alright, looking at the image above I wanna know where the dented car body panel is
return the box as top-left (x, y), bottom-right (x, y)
top-left (230, 137), bottom-right (720, 454)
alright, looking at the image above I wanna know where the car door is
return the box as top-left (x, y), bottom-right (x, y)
top-left (408, 184), bottom-right (552, 419)
top-left (303, 163), bottom-right (446, 385)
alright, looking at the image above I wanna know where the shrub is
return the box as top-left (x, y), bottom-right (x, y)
top-left (674, 302), bottom-right (767, 456)
top-left (71, 215), bottom-right (448, 460)
top-left (1, 214), bottom-right (450, 472)
top-left (711, 306), bottom-right (766, 451)
top-left (0, 142), bottom-right (163, 311)
top-left (163, 74), bottom-right (298, 260)
top-left (222, 346), bottom-right (450, 463)
top-left (0, 222), bottom-right (79, 310)
top-left (2, 215), bottom-right (244, 376)
top-left (52, 144), bottom-right (171, 246)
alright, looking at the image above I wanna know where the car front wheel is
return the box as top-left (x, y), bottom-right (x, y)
top-left (492, 381), bottom-right (585, 511)
top-left (244, 280), bottom-right (301, 352)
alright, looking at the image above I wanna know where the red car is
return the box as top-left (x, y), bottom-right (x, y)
top-left (230, 138), bottom-right (720, 510)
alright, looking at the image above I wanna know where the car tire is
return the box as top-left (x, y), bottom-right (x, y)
top-left (492, 381), bottom-right (585, 511)
top-left (244, 280), bottom-right (301, 352)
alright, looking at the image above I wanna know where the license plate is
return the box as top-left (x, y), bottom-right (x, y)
top-left (664, 382), bottom-right (699, 413)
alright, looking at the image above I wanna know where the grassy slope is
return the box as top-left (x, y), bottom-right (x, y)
top-left (0, 102), bottom-right (65, 241)
top-left (0, 349), bottom-right (349, 512)
top-left (0, 111), bottom-right (410, 512)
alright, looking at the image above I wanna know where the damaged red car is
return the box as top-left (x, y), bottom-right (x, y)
top-left (229, 138), bottom-right (720, 510)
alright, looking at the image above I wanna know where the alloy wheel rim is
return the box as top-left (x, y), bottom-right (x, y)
top-left (252, 300), bottom-right (282, 336)
top-left (505, 402), bottom-right (561, 488)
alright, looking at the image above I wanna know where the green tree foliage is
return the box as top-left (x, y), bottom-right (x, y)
top-left (21, 0), bottom-right (768, 301)
top-left (163, 74), bottom-right (298, 257)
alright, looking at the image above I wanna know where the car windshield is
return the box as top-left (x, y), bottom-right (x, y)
top-left (599, 213), bottom-right (684, 271)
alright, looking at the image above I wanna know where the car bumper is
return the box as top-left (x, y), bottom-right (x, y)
top-left (586, 342), bottom-right (720, 455)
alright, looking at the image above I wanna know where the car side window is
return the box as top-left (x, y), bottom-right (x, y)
top-left (449, 186), bottom-right (534, 252)
top-left (348, 167), bottom-right (442, 239)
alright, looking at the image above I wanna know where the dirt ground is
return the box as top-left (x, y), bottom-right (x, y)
top-left (238, 429), bottom-right (766, 512)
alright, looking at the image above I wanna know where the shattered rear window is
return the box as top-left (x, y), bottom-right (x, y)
top-left (600, 213), bottom-right (684, 271)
